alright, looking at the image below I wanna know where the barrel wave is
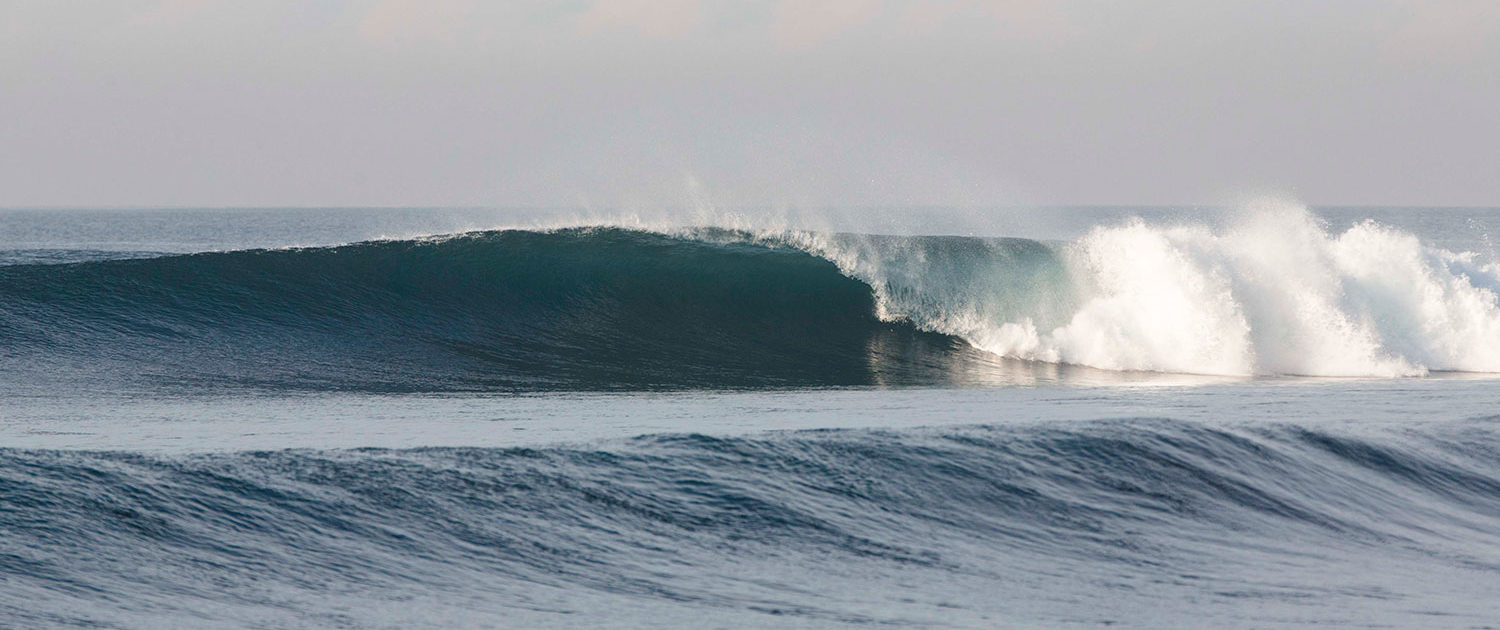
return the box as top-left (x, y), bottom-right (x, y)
top-left (0, 227), bottom-right (1007, 392)
top-left (5, 418), bottom-right (1500, 627)
top-left (3, 205), bottom-right (1499, 393)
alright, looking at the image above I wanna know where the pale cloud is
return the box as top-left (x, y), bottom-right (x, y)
top-left (971, 0), bottom-right (1082, 41)
top-left (352, 0), bottom-right (705, 50)
top-left (1, 1), bottom-right (140, 47)
top-left (895, 0), bottom-right (1074, 34)
top-left (766, 0), bottom-right (1081, 51)
top-left (1378, 0), bottom-right (1500, 65)
top-left (771, 0), bottom-right (881, 50)
top-left (357, 0), bottom-right (483, 46)
top-left (123, 0), bottom-right (226, 30)
top-left (575, 0), bottom-right (702, 39)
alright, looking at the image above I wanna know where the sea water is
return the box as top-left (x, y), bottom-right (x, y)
top-left (2, 204), bottom-right (1499, 628)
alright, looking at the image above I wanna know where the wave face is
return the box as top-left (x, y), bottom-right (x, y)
top-left (5, 418), bottom-right (1500, 628)
top-left (0, 228), bottom-right (1011, 392)
top-left (2, 205), bottom-right (1498, 392)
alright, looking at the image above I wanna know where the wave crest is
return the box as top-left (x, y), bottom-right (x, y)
top-left (2, 204), bottom-right (1497, 391)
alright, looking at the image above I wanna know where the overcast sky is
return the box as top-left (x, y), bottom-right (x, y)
top-left (3, 1), bottom-right (1498, 208)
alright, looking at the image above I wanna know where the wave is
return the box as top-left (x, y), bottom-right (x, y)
top-left (2, 204), bottom-right (1498, 392)
top-left (0, 227), bottom-right (1013, 392)
top-left (5, 418), bottom-right (1500, 627)
top-left (801, 204), bottom-right (1500, 377)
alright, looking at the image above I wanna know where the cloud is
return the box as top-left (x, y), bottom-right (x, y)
top-left (357, 0), bottom-right (483, 47)
top-left (771, 0), bottom-right (880, 50)
top-left (575, 0), bottom-right (702, 39)
top-left (1378, 0), bottom-right (1500, 66)
top-left (122, 0), bottom-right (226, 30)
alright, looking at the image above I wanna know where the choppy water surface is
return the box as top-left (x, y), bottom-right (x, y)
top-left (2, 204), bottom-right (1499, 628)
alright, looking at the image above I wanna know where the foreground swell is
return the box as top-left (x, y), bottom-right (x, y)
top-left (5, 418), bottom-right (1500, 628)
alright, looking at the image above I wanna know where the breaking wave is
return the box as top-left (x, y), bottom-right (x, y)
top-left (814, 205), bottom-right (1500, 377)
top-left (1, 204), bottom-right (1497, 391)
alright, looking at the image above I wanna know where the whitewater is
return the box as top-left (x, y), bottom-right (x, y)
top-left (789, 203), bottom-right (1500, 377)
top-left (3, 203), bottom-right (1500, 629)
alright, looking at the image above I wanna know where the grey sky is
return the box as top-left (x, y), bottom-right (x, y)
top-left (3, 1), bottom-right (1498, 208)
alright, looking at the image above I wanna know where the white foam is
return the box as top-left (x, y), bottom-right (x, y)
top-left (802, 201), bottom-right (1500, 377)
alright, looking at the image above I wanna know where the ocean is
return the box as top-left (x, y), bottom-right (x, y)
top-left (2, 204), bottom-right (1499, 628)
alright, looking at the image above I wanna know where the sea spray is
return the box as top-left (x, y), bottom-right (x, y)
top-left (785, 202), bottom-right (1500, 376)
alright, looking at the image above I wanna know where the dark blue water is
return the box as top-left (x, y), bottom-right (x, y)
top-left (2, 206), bottom-right (1499, 628)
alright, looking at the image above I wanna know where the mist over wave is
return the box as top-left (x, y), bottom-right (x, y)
top-left (1, 202), bottom-right (1496, 392)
